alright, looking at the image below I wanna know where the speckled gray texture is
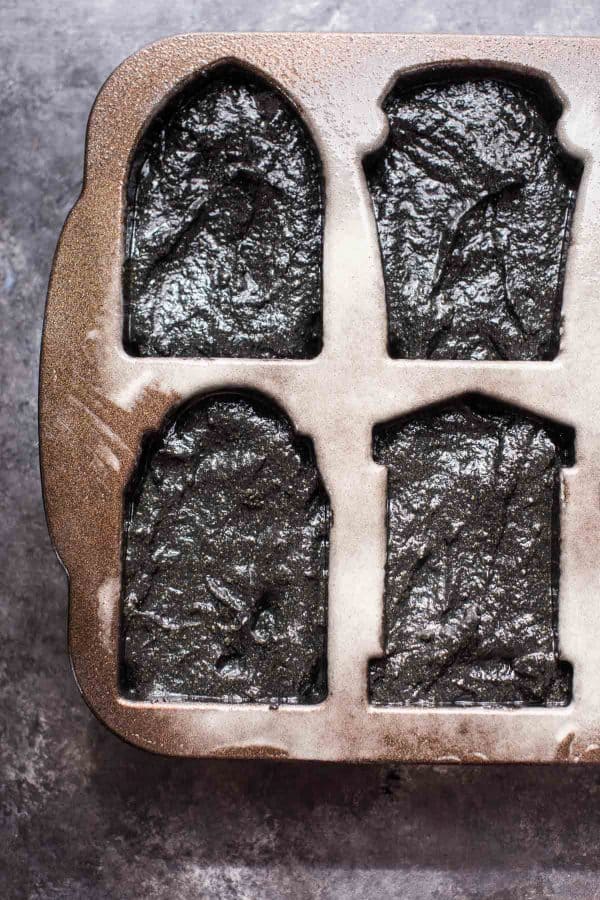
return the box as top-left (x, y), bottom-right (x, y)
top-left (366, 76), bottom-right (578, 360)
top-left (122, 394), bottom-right (328, 703)
top-left (4, 2), bottom-right (600, 898)
top-left (370, 400), bottom-right (572, 707)
top-left (125, 66), bottom-right (322, 359)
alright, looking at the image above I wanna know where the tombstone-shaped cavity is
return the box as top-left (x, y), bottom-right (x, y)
top-left (121, 394), bottom-right (330, 703)
top-left (365, 73), bottom-right (580, 360)
top-left (369, 397), bottom-right (573, 706)
top-left (124, 65), bottom-right (323, 358)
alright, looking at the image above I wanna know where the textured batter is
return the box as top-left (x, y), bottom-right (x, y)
top-left (124, 65), bottom-right (323, 358)
top-left (369, 399), bottom-right (573, 706)
top-left (366, 75), bottom-right (579, 359)
top-left (121, 394), bottom-right (330, 703)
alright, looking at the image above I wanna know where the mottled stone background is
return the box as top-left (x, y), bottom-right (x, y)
top-left (2, 2), bottom-right (600, 898)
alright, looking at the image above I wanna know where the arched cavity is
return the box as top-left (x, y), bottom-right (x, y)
top-left (124, 64), bottom-right (323, 359)
top-left (369, 395), bottom-right (574, 707)
top-left (121, 393), bottom-right (329, 703)
top-left (365, 70), bottom-right (581, 360)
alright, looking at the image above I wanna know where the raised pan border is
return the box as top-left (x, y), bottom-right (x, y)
top-left (40, 32), bottom-right (600, 762)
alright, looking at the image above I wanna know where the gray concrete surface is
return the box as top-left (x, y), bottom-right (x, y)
top-left (2, 2), bottom-right (600, 897)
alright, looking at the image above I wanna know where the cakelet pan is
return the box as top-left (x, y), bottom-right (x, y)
top-left (40, 32), bottom-right (600, 762)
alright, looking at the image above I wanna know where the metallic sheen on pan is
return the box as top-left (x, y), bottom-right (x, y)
top-left (40, 33), bottom-right (600, 762)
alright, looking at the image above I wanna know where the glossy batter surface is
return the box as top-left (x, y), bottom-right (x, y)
top-left (121, 395), bottom-right (329, 702)
top-left (366, 77), bottom-right (578, 360)
top-left (369, 400), bottom-right (572, 706)
top-left (124, 66), bottom-right (323, 358)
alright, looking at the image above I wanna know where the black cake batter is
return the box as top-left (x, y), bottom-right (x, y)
top-left (369, 399), bottom-right (573, 706)
top-left (124, 66), bottom-right (323, 358)
top-left (366, 75), bottom-right (579, 360)
top-left (121, 394), bottom-right (330, 703)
